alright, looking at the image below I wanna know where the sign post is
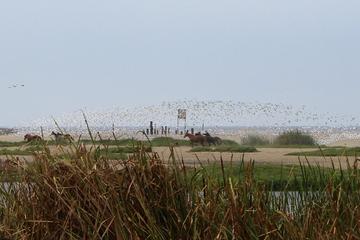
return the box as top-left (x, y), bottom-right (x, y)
top-left (177, 109), bottom-right (187, 133)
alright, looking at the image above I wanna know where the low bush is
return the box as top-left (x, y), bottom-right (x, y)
top-left (274, 130), bottom-right (316, 146)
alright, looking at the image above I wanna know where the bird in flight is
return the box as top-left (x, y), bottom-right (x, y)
top-left (8, 84), bottom-right (25, 89)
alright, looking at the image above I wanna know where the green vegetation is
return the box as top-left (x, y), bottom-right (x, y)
top-left (198, 162), bottom-right (342, 191)
top-left (0, 141), bottom-right (26, 148)
top-left (241, 134), bottom-right (270, 146)
top-left (0, 136), bottom-right (246, 150)
top-left (0, 145), bottom-right (46, 156)
top-left (288, 147), bottom-right (360, 157)
top-left (190, 145), bottom-right (257, 153)
top-left (150, 137), bottom-right (190, 146)
top-left (273, 129), bottom-right (316, 146)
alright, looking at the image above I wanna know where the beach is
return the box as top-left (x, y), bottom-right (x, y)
top-left (1, 130), bottom-right (359, 169)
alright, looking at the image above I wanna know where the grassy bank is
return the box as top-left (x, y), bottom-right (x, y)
top-left (288, 147), bottom-right (360, 157)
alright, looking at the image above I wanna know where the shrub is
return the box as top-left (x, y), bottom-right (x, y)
top-left (274, 130), bottom-right (316, 146)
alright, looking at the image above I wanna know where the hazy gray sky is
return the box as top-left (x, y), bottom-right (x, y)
top-left (1, 0), bottom-right (359, 126)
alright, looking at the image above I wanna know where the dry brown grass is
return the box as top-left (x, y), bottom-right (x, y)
top-left (0, 137), bottom-right (359, 239)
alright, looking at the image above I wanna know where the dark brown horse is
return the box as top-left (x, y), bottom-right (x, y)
top-left (24, 134), bottom-right (42, 142)
top-left (184, 133), bottom-right (207, 147)
top-left (203, 132), bottom-right (222, 145)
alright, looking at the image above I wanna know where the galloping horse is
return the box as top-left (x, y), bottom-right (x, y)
top-left (203, 132), bottom-right (222, 145)
top-left (24, 134), bottom-right (42, 142)
top-left (51, 131), bottom-right (74, 142)
top-left (184, 133), bottom-right (207, 147)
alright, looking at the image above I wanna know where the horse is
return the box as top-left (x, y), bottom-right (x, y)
top-left (24, 134), bottom-right (42, 142)
top-left (203, 132), bottom-right (222, 145)
top-left (51, 131), bottom-right (74, 143)
top-left (184, 133), bottom-right (207, 147)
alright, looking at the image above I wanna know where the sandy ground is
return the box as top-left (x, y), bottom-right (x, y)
top-left (0, 135), bottom-right (24, 142)
top-left (0, 134), bottom-right (358, 169)
top-left (154, 146), bottom-right (352, 169)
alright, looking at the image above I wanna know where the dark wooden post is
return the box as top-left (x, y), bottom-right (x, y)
top-left (150, 121), bottom-right (153, 135)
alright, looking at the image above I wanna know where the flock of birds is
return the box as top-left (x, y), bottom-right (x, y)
top-left (19, 100), bottom-right (360, 144)
top-left (4, 82), bottom-right (360, 144)
top-left (7, 84), bottom-right (25, 89)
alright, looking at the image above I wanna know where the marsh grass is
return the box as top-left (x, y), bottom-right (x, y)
top-left (1, 132), bottom-right (360, 239)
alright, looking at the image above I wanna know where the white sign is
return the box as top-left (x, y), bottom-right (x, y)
top-left (178, 109), bottom-right (187, 120)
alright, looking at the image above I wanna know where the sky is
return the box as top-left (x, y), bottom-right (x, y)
top-left (1, 0), bottom-right (360, 126)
